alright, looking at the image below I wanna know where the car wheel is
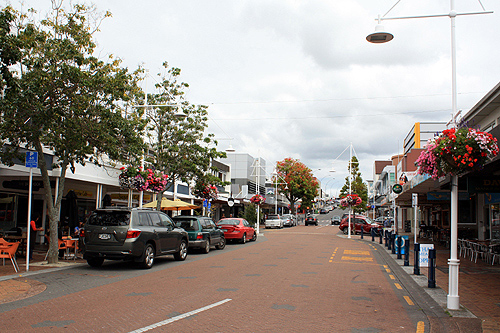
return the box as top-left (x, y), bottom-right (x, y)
top-left (140, 243), bottom-right (155, 269)
top-left (174, 240), bottom-right (188, 261)
top-left (87, 257), bottom-right (104, 268)
top-left (251, 232), bottom-right (257, 241)
top-left (202, 239), bottom-right (210, 254)
top-left (216, 237), bottom-right (226, 250)
top-left (241, 233), bottom-right (247, 244)
top-left (343, 228), bottom-right (349, 235)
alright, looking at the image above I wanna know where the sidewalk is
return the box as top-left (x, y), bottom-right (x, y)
top-left (359, 232), bottom-right (500, 332)
top-left (0, 247), bottom-right (85, 304)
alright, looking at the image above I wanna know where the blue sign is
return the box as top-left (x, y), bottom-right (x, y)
top-left (25, 152), bottom-right (38, 168)
top-left (203, 199), bottom-right (207, 207)
top-left (396, 235), bottom-right (409, 255)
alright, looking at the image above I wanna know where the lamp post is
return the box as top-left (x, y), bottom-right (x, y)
top-left (367, 0), bottom-right (492, 310)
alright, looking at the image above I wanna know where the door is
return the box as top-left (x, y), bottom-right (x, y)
top-left (148, 212), bottom-right (170, 253)
top-left (202, 218), bottom-right (220, 246)
top-left (158, 213), bottom-right (178, 252)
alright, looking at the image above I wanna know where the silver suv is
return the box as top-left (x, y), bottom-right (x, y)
top-left (81, 207), bottom-right (188, 269)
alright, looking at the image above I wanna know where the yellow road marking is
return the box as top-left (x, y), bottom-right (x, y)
top-left (385, 268), bottom-right (391, 273)
top-left (329, 260), bottom-right (332, 262)
top-left (394, 283), bottom-right (402, 290)
top-left (404, 296), bottom-right (414, 306)
top-left (341, 256), bottom-right (373, 262)
top-left (344, 250), bottom-right (370, 255)
top-left (389, 275), bottom-right (395, 280)
top-left (416, 321), bottom-right (424, 333)
top-left (383, 265), bottom-right (388, 268)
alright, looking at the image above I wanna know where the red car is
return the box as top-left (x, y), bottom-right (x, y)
top-left (217, 218), bottom-right (257, 243)
top-left (339, 215), bottom-right (382, 235)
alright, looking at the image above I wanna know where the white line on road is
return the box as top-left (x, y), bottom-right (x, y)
top-left (129, 298), bottom-right (232, 333)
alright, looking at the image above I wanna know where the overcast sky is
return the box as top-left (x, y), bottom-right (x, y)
top-left (13, 0), bottom-right (500, 197)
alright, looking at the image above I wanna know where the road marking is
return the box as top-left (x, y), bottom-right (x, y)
top-left (383, 265), bottom-right (388, 268)
top-left (344, 250), bottom-right (370, 255)
top-left (394, 283), bottom-right (402, 290)
top-left (385, 268), bottom-right (391, 273)
top-left (403, 296), bottom-right (414, 306)
top-left (129, 299), bottom-right (232, 333)
top-left (341, 256), bottom-right (373, 262)
top-left (416, 321), bottom-right (425, 333)
top-left (389, 274), bottom-right (395, 280)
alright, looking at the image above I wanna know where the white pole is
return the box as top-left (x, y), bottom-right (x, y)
top-left (256, 157), bottom-right (260, 234)
top-left (447, 0), bottom-right (460, 311)
top-left (348, 143), bottom-right (352, 239)
top-left (275, 176), bottom-right (278, 214)
top-left (26, 167), bottom-right (33, 271)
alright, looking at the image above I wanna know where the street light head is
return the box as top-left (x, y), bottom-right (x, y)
top-left (225, 145), bottom-right (236, 153)
top-left (174, 110), bottom-right (187, 119)
top-left (366, 24), bottom-right (394, 43)
top-left (329, 168), bottom-right (336, 173)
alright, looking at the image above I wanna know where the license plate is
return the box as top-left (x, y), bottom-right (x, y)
top-left (99, 233), bottom-right (111, 240)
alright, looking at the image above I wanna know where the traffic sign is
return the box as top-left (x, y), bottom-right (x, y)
top-left (25, 152), bottom-right (38, 168)
top-left (392, 184), bottom-right (403, 194)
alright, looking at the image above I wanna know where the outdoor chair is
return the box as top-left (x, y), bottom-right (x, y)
top-left (0, 241), bottom-right (20, 272)
top-left (44, 235), bottom-right (68, 260)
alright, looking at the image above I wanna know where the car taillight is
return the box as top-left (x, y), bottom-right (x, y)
top-left (80, 229), bottom-right (85, 237)
top-left (196, 233), bottom-right (203, 240)
top-left (126, 230), bottom-right (141, 239)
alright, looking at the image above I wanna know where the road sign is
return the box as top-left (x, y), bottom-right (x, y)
top-left (25, 152), bottom-right (38, 168)
top-left (392, 184), bottom-right (403, 194)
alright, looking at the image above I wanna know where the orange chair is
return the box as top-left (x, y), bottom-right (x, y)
top-left (0, 242), bottom-right (20, 272)
top-left (44, 236), bottom-right (68, 260)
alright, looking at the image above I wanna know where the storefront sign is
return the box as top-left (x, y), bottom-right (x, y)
top-left (427, 191), bottom-right (470, 201)
top-left (468, 177), bottom-right (500, 193)
top-left (419, 244), bottom-right (434, 267)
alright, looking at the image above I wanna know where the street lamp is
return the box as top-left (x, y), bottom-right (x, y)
top-left (367, 0), bottom-right (492, 310)
top-left (271, 170), bottom-right (288, 214)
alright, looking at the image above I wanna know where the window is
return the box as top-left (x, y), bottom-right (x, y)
top-left (149, 213), bottom-right (162, 227)
top-left (159, 213), bottom-right (174, 228)
top-left (88, 211), bottom-right (130, 226)
top-left (201, 219), bottom-right (212, 229)
top-left (137, 213), bottom-right (151, 226)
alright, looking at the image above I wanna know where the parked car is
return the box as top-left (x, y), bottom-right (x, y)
top-left (319, 208), bottom-right (328, 214)
top-left (331, 215), bottom-right (341, 225)
top-left (305, 215), bottom-right (318, 226)
top-left (82, 207), bottom-right (189, 269)
top-left (173, 216), bottom-right (225, 253)
top-left (217, 218), bottom-right (256, 243)
top-left (265, 214), bottom-right (283, 229)
top-left (339, 215), bottom-right (383, 235)
top-left (282, 214), bottom-right (296, 227)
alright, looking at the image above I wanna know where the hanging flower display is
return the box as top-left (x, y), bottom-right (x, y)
top-left (415, 127), bottom-right (499, 179)
top-left (250, 194), bottom-right (266, 205)
top-left (119, 166), bottom-right (168, 192)
top-left (340, 194), bottom-right (362, 207)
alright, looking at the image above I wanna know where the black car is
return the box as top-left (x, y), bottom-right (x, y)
top-left (319, 208), bottom-right (328, 214)
top-left (173, 216), bottom-right (225, 253)
top-left (81, 207), bottom-right (189, 269)
top-left (305, 215), bottom-right (318, 226)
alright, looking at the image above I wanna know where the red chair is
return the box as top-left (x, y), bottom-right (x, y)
top-left (44, 235), bottom-right (68, 260)
top-left (0, 242), bottom-right (20, 272)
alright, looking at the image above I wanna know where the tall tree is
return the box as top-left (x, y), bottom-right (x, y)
top-left (0, 3), bottom-right (145, 263)
top-left (339, 156), bottom-right (368, 213)
top-left (275, 158), bottom-right (319, 214)
top-left (141, 63), bottom-right (226, 210)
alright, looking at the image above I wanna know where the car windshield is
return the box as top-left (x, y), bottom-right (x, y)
top-left (173, 218), bottom-right (197, 231)
top-left (87, 211), bottom-right (130, 226)
top-left (267, 215), bottom-right (280, 220)
top-left (365, 216), bottom-right (374, 224)
top-left (217, 219), bottom-right (239, 226)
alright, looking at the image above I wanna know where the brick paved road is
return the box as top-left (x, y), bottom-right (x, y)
top-left (0, 224), bottom-right (449, 332)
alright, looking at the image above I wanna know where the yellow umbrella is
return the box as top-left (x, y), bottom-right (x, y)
top-left (143, 198), bottom-right (200, 211)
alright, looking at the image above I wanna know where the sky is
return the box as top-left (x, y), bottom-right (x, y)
top-left (11, 0), bottom-right (500, 197)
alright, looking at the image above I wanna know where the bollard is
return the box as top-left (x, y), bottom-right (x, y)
top-left (404, 239), bottom-right (410, 266)
top-left (391, 233), bottom-right (396, 254)
top-left (384, 230), bottom-right (388, 247)
top-left (414, 243), bottom-right (420, 275)
top-left (379, 229), bottom-right (383, 244)
top-left (387, 232), bottom-right (392, 251)
top-left (371, 228), bottom-right (375, 242)
top-left (397, 236), bottom-right (402, 259)
top-left (360, 226), bottom-right (364, 239)
top-left (428, 248), bottom-right (436, 288)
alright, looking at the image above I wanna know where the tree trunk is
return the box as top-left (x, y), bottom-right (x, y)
top-left (35, 138), bottom-right (68, 264)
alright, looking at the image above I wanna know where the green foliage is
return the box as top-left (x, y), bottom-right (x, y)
top-left (0, 2), bottom-right (145, 263)
top-left (239, 203), bottom-right (260, 226)
top-left (339, 156), bottom-right (368, 213)
top-left (139, 63), bottom-right (227, 208)
top-left (275, 158), bottom-right (319, 214)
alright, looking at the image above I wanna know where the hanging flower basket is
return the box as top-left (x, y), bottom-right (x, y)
top-left (250, 194), bottom-right (266, 205)
top-left (340, 194), bottom-right (362, 207)
top-left (415, 127), bottom-right (499, 179)
top-left (119, 166), bottom-right (168, 192)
